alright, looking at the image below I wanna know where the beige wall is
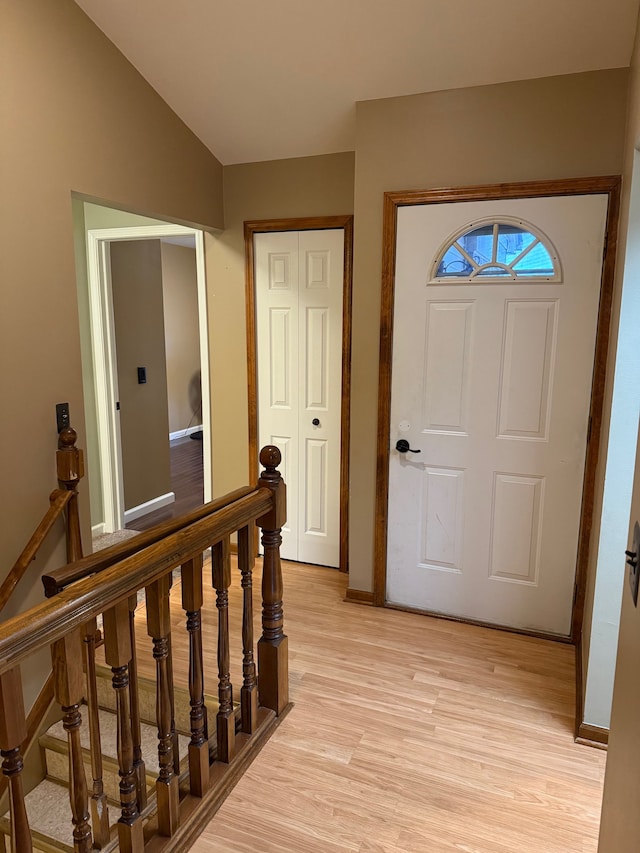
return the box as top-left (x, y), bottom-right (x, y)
top-left (161, 243), bottom-right (201, 435)
top-left (0, 0), bottom-right (222, 703)
top-left (348, 69), bottom-right (629, 594)
top-left (110, 241), bottom-right (171, 511)
top-left (206, 152), bottom-right (355, 497)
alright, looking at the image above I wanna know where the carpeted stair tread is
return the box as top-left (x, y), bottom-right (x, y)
top-left (94, 663), bottom-right (221, 735)
top-left (42, 705), bottom-right (189, 777)
top-left (1, 778), bottom-right (74, 851)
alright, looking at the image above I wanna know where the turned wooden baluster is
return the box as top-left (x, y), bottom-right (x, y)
top-left (166, 614), bottom-right (180, 779)
top-left (127, 594), bottom-right (147, 812)
top-left (58, 428), bottom-right (97, 849)
top-left (238, 525), bottom-right (258, 734)
top-left (56, 425), bottom-right (85, 563)
top-left (103, 601), bottom-right (144, 853)
top-left (51, 630), bottom-right (92, 853)
top-left (212, 537), bottom-right (235, 763)
top-left (146, 575), bottom-right (180, 836)
top-left (0, 667), bottom-right (32, 853)
top-left (181, 554), bottom-right (209, 796)
top-left (257, 446), bottom-right (289, 715)
top-left (82, 619), bottom-right (110, 848)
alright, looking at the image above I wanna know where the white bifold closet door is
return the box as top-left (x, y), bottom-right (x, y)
top-left (255, 229), bottom-right (344, 567)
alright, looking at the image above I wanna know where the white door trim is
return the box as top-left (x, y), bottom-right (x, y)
top-left (86, 224), bottom-right (212, 531)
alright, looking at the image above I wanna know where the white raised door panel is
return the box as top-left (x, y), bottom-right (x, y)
top-left (497, 300), bottom-right (558, 440)
top-left (256, 229), bottom-right (344, 567)
top-left (423, 301), bottom-right (474, 433)
top-left (420, 466), bottom-right (465, 571)
top-left (256, 232), bottom-right (299, 549)
top-left (489, 473), bottom-right (544, 584)
top-left (386, 195), bottom-right (607, 635)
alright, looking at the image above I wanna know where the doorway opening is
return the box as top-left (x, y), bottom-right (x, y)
top-left (80, 217), bottom-right (211, 538)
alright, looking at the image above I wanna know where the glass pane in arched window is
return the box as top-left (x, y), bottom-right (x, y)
top-left (436, 244), bottom-right (473, 277)
top-left (512, 242), bottom-right (555, 276)
top-left (476, 265), bottom-right (511, 277)
top-left (458, 225), bottom-right (493, 266)
top-left (431, 219), bottom-right (559, 283)
top-left (496, 225), bottom-right (537, 265)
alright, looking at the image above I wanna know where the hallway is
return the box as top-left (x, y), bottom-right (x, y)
top-left (130, 560), bottom-right (606, 852)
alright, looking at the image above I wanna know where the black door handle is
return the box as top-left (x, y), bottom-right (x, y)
top-left (396, 439), bottom-right (420, 454)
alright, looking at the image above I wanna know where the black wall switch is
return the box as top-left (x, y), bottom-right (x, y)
top-left (56, 402), bottom-right (70, 434)
top-left (137, 367), bottom-right (147, 384)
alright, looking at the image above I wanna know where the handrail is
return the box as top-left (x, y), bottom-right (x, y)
top-left (0, 490), bottom-right (73, 613)
top-left (42, 485), bottom-right (255, 597)
top-left (0, 445), bottom-right (289, 853)
top-left (0, 423), bottom-right (85, 617)
top-left (0, 488), bottom-right (272, 675)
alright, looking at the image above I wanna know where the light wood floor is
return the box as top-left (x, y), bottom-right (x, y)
top-left (132, 559), bottom-right (606, 853)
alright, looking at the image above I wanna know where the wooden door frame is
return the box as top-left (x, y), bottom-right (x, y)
top-left (373, 176), bottom-right (621, 643)
top-left (244, 215), bottom-right (354, 572)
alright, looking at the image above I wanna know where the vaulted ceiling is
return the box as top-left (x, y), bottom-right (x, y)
top-left (74, 0), bottom-right (639, 165)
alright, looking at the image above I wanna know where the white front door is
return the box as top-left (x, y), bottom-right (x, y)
top-left (386, 194), bottom-right (608, 635)
top-left (255, 229), bottom-right (344, 567)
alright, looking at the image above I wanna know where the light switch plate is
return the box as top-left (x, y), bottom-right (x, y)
top-left (56, 402), bottom-right (70, 434)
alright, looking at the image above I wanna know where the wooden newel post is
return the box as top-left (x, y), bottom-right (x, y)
top-left (56, 426), bottom-right (85, 563)
top-left (256, 446), bottom-right (289, 715)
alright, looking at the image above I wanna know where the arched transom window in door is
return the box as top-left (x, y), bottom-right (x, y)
top-left (430, 217), bottom-right (562, 283)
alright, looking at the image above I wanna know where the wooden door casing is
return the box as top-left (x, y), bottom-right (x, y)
top-left (245, 216), bottom-right (354, 572)
top-left (374, 177), bottom-right (621, 645)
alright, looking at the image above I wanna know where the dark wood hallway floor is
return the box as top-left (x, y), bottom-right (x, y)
top-left (127, 435), bottom-right (204, 531)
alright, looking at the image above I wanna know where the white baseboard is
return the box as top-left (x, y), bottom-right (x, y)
top-left (91, 522), bottom-right (106, 537)
top-left (124, 492), bottom-right (175, 524)
top-left (169, 425), bottom-right (203, 441)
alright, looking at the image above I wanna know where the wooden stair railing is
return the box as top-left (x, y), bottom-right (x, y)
top-left (0, 425), bottom-right (85, 815)
top-left (0, 445), bottom-right (289, 853)
top-left (42, 485), bottom-right (256, 597)
top-left (0, 425), bottom-right (84, 614)
top-left (42, 482), bottom-right (261, 851)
